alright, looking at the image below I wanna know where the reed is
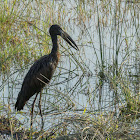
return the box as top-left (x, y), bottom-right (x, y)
top-left (0, 0), bottom-right (139, 139)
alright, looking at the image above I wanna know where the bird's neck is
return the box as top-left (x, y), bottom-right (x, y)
top-left (51, 35), bottom-right (59, 54)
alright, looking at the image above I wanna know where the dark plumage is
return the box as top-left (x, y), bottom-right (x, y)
top-left (15, 24), bottom-right (79, 111)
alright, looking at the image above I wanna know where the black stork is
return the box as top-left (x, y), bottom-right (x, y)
top-left (15, 24), bottom-right (79, 111)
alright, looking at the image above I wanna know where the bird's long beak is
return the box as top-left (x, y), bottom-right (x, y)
top-left (60, 29), bottom-right (79, 51)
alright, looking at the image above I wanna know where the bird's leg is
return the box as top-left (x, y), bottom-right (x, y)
top-left (38, 91), bottom-right (44, 130)
top-left (30, 93), bottom-right (39, 130)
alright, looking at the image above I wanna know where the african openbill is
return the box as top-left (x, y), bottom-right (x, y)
top-left (15, 24), bottom-right (79, 111)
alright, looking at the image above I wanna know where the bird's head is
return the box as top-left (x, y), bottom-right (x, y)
top-left (49, 24), bottom-right (79, 51)
top-left (49, 24), bottom-right (62, 36)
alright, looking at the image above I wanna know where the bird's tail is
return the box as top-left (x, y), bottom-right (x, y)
top-left (15, 91), bottom-right (26, 111)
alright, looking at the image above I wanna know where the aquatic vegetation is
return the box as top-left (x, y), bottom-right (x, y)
top-left (0, 0), bottom-right (139, 139)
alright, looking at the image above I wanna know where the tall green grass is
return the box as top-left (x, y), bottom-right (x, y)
top-left (0, 0), bottom-right (139, 139)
